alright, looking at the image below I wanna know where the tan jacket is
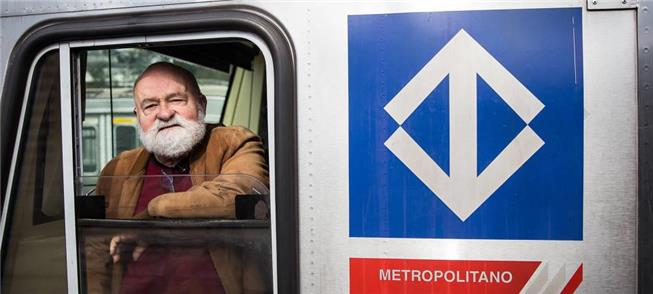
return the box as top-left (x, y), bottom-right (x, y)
top-left (86, 125), bottom-right (269, 294)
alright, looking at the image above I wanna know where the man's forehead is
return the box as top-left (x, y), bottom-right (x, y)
top-left (134, 72), bottom-right (189, 97)
top-left (137, 70), bottom-right (188, 88)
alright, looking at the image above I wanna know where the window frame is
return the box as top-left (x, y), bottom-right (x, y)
top-left (0, 6), bottom-right (298, 294)
top-left (71, 30), bottom-right (277, 288)
top-left (0, 44), bottom-right (60, 263)
top-left (0, 45), bottom-right (73, 293)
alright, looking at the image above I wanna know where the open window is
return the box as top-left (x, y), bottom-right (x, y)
top-left (73, 37), bottom-right (273, 293)
top-left (78, 42), bottom-right (267, 191)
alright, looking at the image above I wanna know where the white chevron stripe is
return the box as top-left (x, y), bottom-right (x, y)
top-left (520, 263), bottom-right (582, 294)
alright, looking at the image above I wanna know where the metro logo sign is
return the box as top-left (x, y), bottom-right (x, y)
top-left (350, 258), bottom-right (583, 294)
top-left (384, 29), bottom-right (545, 221)
top-left (349, 8), bottom-right (583, 240)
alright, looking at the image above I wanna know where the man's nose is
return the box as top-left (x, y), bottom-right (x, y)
top-left (156, 102), bottom-right (175, 121)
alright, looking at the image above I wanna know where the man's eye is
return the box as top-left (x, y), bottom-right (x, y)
top-left (143, 104), bottom-right (156, 110)
top-left (170, 98), bottom-right (186, 104)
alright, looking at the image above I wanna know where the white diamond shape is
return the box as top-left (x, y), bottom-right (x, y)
top-left (384, 29), bottom-right (545, 221)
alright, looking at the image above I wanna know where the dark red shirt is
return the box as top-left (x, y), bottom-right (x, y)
top-left (120, 157), bottom-right (225, 294)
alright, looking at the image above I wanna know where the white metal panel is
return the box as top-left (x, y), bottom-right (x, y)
top-left (583, 8), bottom-right (637, 292)
top-left (0, 0), bottom-right (220, 17)
top-left (255, 1), bottom-right (637, 293)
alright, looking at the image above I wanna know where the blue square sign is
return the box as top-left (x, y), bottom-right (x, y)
top-left (349, 8), bottom-right (583, 240)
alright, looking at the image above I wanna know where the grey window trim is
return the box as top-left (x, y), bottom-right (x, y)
top-left (74, 54), bottom-right (86, 184)
top-left (59, 43), bottom-right (80, 294)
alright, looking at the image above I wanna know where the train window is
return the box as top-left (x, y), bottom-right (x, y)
top-left (1, 50), bottom-right (68, 293)
top-left (113, 125), bottom-right (137, 155)
top-left (74, 38), bottom-right (272, 293)
top-left (82, 127), bottom-right (98, 174)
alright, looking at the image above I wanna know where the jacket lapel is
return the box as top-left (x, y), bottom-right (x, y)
top-left (189, 125), bottom-right (215, 185)
top-left (116, 148), bottom-right (150, 218)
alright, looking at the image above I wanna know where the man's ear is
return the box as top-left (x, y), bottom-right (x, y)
top-left (199, 94), bottom-right (207, 111)
top-left (133, 107), bottom-right (142, 120)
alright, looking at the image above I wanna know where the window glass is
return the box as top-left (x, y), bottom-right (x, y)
top-left (114, 125), bottom-right (137, 155)
top-left (79, 174), bottom-right (272, 293)
top-left (75, 40), bottom-right (271, 294)
top-left (1, 50), bottom-right (67, 293)
top-left (82, 127), bottom-right (98, 173)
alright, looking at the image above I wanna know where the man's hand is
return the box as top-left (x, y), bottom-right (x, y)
top-left (109, 234), bottom-right (148, 264)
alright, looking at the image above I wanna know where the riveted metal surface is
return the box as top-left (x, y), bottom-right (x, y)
top-left (639, 0), bottom-right (653, 292)
top-left (586, 0), bottom-right (637, 10)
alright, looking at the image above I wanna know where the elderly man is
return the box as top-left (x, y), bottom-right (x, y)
top-left (87, 62), bottom-right (268, 294)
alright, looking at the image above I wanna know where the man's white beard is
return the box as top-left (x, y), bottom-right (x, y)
top-left (139, 112), bottom-right (206, 160)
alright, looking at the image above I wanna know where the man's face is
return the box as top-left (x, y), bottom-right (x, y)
top-left (134, 71), bottom-right (202, 132)
top-left (134, 70), bottom-right (207, 159)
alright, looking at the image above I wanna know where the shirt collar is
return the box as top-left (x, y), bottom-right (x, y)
top-left (149, 155), bottom-right (190, 174)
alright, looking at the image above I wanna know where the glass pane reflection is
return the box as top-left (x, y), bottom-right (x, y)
top-left (76, 174), bottom-right (271, 294)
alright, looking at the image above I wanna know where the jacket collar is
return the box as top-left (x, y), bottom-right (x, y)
top-left (127, 148), bottom-right (150, 176)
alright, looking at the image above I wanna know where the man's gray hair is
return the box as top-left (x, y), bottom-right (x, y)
top-left (134, 62), bottom-right (203, 96)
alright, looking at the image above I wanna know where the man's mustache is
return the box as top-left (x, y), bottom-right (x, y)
top-left (152, 117), bottom-right (185, 133)
top-left (157, 123), bottom-right (181, 131)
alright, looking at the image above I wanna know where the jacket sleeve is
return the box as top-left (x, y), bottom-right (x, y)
top-left (146, 126), bottom-right (269, 219)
